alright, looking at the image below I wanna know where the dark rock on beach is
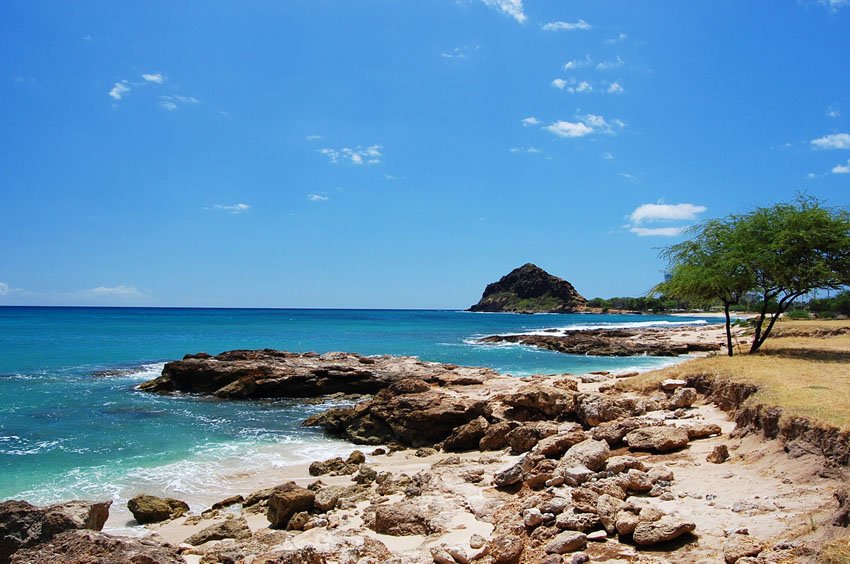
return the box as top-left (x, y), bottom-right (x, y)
top-left (127, 494), bottom-right (189, 524)
top-left (468, 263), bottom-right (587, 313)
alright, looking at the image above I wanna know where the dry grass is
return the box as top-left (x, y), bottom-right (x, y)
top-left (819, 535), bottom-right (850, 564)
top-left (618, 320), bottom-right (850, 430)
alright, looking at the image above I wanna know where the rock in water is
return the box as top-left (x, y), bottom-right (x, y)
top-left (468, 263), bottom-right (586, 313)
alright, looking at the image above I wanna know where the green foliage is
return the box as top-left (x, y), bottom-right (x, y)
top-left (807, 290), bottom-right (850, 316)
top-left (785, 309), bottom-right (812, 320)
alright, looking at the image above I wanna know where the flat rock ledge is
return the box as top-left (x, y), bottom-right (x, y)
top-left (137, 349), bottom-right (500, 399)
top-left (479, 326), bottom-right (724, 357)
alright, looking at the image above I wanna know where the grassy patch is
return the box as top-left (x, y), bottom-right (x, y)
top-left (819, 535), bottom-right (850, 564)
top-left (618, 320), bottom-right (850, 430)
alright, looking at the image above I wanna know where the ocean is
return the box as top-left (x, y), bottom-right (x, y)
top-left (0, 307), bottom-right (714, 530)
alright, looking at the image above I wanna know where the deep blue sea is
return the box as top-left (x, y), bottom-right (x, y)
top-left (0, 307), bottom-right (714, 529)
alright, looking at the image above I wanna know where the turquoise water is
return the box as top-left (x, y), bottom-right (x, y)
top-left (0, 307), bottom-right (714, 526)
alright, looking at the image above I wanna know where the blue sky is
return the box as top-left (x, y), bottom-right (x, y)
top-left (1, 0), bottom-right (848, 308)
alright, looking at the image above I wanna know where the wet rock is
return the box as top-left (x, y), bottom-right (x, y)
top-left (266, 483), bottom-right (315, 529)
top-left (545, 531), bottom-right (587, 554)
top-left (444, 416), bottom-right (489, 452)
top-left (707, 445), bottom-right (731, 464)
top-left (561, 438), bottom-right (610, 471)
top-left (372, 501), bottom-right (438, 536)
top-left (480, 421), bottom-right (521, 451)
top-left (0, 499), bottom-right (112, 562)
top-left (668, 387), bottom-right (697, 409)
top-left (9, 529), bottom-right (182, 564)
top-left (184, 516), bottom-right (252, 545)
top-left (632, 514), bottom-right (696, 545)
top-left (625, 426), bottom-right (690, 453)
top-left (723, 535), bottom-right (764, 563)
top-left (127, 494), bottom-right (189, 524)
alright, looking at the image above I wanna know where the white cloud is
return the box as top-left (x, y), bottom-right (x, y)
top-left (551, 78), bottom-right (567, 90)
top-left (142, 73), bottom-right (164, 84)
top-left (607, 82), bottom-right (624, 94)
top-left (629, 203), bottom-right (707, 224)
top-left (108, 81), bottom-right (130, 100)
top-left (441, 45), bottom-right (478, 59)
top-left (481, 0), bottom-right (526, 23)
top-left (564, 56), bottom-right (592, 70)
top-left (806, 172), bottom-right (819, 179)
top-left (602, 152), bottom-right (614, 160)
top-left (596, 56), bottom-right (624, 70)
top-left (819, 0), bottom-right (849, 11)
top-left (606, 33), bottom-right (628, 44)
top-left (521, 116), bottom-right (540, 127)
top-left (827, 106), bottom-right (841, 118)
top-left (811, 133), bottom-right (850, 150)
top-left (542, 19), bottom-right (591, 31)
top-left (832, 160), bottom-right (850, 174)
top-left (630, 226), bottom-right (685, 237)
top-left (567, 81), bottom-right (592, 93)
top-left (212, 203), bottom-right (250, 214)
top-left (510, 146), bottom-right (541, 153)
top-left (87, 285), bottom-right (145, 297)
top-left (0, 282), bottom-right (9, 295)
top-left (544, 121), bottom-right (594, 138)
top-left (618, 172), bottom-right (639, 181)
top-left (306, 135), bottom-right (322, 141)
top-left (543, 113), bottom-right (624, 138)
top-left (172, 95), bottom-right (200, 104)
top-left (308, 194), bottom-right (329, 202)
top-left (320, 145), bottom-right (383, 165)
top-left (158, 95), bottom-right (200, 111)
top-left (159, 101), bottom-right (178, 111)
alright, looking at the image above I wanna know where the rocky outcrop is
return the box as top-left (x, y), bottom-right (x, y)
top-left (9, 530), bottom-right (183, 564)
top-left (127, 494), bottom-right (189, 524)
top-left (480, 327), bottom-right (722, 357)
top-left (0, 499), bottom-right (111, 562)
top-left (138, 350), bottom-right (498, 398)
top-left (267, 483), bottom-right (315, 529)
top-left (468, 263), bottom-right (586, 313)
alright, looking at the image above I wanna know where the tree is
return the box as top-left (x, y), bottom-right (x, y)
top-left (658, 196), bottom-right (850, 355)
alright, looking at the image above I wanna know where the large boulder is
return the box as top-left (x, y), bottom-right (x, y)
top-left (632, 514), bottom-right (696, 545)
top-left (506, 421), bottom-right (560, 454)
top-left (575, 394), bottom-right (648, 427)
top-left (0, 499), bottom-right (111, 562)
top-left (497, 384), bottom-right (576, 419)
top-left (184, 516), bottom-right (252, 545)
top-left (267, 483), bottom-right (315, 529)
top-left (9, 530), bottom-right (182, 564)
top-left (625, 426), bottom-right (690, 453)
top-left (561, 439), bottom-right (611, 472)
top-left (443, 417), bottom-right (489, 452)
top-left (127, 494), bottom-right (189, 524)
top-left (372, 502), bottom-right (438, 536)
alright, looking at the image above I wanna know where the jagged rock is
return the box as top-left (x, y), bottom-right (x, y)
top-left (597, 494), bottom-right (624, 535)
top-left (0, 499), bottom-right (112, 562)
top-left (372, 501), bottom-right (438, 536)
top-left (139, 350), bottom-right (498, 399)
top-left (625, 469), bottom-right (654, 492)
top-left (468, 263), bottom-right (586, 313)
top-left (555, 511), bottom-right (599, 532)
top-left (493, 458), bottom-right (529, 488)
top-left (534, 429), bottom-right (588, 458)
top-left (561, 439), bottom-right (610, 472)
top-left (632, 514), bottom-right (696, 545)
top-left (431, 545), bottom-right (456, 564)
top-left (707, 445), bottom-right (731, 464)
top-left (497, 384), bottom-right (576, 419)
top-left (346, 450), bottom-right (366, 465)
top-left (489, 534), bottom-right (524, 563)
top-left (723, 535), bottom-right (764, 563)
top-left (480, 421), bottom-right (521, 450)
top-left (625, 426), bottom-right (690, 453)
top-left (591, 417), bottom-right (658, 446)
top-left (127, 494), bottom-right (189, 524)
top-left (249, 535), bottom-right (392, 564)
top-left (526, 458), bottom-right (559, 489)
top-left (307, 388), bottom-right (492, 447)
top-left (834, 488), bottom-right (850, 527)
top-left (615, 509), bottom-right (641, 536)
top-left (575, 395), bottom-right (648, 427)
top-left (661, 379), bottom-right (688, 391)
top-left (545, 531), bottom-right (588, 554)
top-left (184, 516), bottom-right (252, 545)
top-left (444, 417), bottom-right (489, 452)
top-left (540, 497), bottom-right (571, 516)
top-left (211, 495), bottom-right (244, 511)
top-left (605, 455), bottom-right (647, 474)
top-left (266, 483), bottom-right (315, 529)
top-left (686, 423), bottom-right (723, 440)
top-left (314, 487), bottom-right (344, 512)
top-left (507, 421), bottom-right (560, 454)
top-left (560, 466), bottom-right (594, 487)
top-left (668, 387), bottom-right (698, 409)
top-left (522, 508), bottom-right (548, 528)
top-left (647, 466), bottom-right (674, 483)
top-left (10, 529), bottom-right (182, 564)
top-left (571, 488), bottom-right (600, 514)
top-left (308, 456), bottom-right (358, 476)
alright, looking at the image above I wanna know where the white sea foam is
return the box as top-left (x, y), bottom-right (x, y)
top-left (510, 319), bottom-right (710, 337)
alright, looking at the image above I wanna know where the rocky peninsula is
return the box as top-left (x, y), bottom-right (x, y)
top-left (468, 264), bottom-right (587, 314)
top-left (4, 339), bottom-right (848, 563)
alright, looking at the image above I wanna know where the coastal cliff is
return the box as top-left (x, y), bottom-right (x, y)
top-left (468, 263), bottom-right (587, 313)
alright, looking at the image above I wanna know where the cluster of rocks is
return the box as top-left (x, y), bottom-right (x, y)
top-left (478, 328), bottom-right (723, 357)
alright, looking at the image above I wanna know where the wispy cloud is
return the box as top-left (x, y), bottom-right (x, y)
top-left (832, 160), bottom-right (850, 174)
top-left (596, 56), bottom-right (624, 70)
top-left (211, 203), bottom-right (250, 214)
top-left (319, 145), bottom-right (383, 165)
top-left (509, 146), bottom-right (541, 153)
top-left (564, 56), bottom-right (592, 70)
top-left (606, 33), bottom-right (628, 44)
top-left (618, 172), bottom-right (639, 181)
top-left (109, 81), bottom-right (130, 100)
top-left (602, 152), bottom-right (614, 160)
top-left (481, 0), bottom-right (526, 23)
top-left (159, 101), bottom-right (178, 111)
top-left (819, 0), bottom-right (849, 12)
top-left (441, 45), bottom-right (478, 59)
top-left (630, 203), bottom-right (707, 224)
top-left (607, 82), bottom-right (624, 94)
top-left (630, 226), bottom-right (685, 237)
top-left (306, 135), bottom-right (322, 141)
top-left (521, 116), bottom-right (540, 127)
top-left (142, 73), bottom-right (164, 84)
top-left (567, 81), bottom-right (592, 94)
top-left (827, 106), bottom-right (841, 118)
top-left (542, 19), bottom-right (591, 31)
top-left (87, 285), bottom-right (145, 297)
top-left (811, 133), bottom-right (850, 149)
top-left (0, 282), bottom-right (11, 295)
top-left (543, 113), bottom-right (624, 138)
top-left (308, 194), bottom-right (329, 202)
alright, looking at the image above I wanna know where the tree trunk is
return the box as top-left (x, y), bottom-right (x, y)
top-left (723, 302), bottom-right (734, 356)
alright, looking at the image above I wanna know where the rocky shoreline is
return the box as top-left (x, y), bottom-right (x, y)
top-left (2, 346), bottom-right (848, 563)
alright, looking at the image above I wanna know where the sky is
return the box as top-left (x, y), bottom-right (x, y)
top-left (1, 0), bottom-right (849, 308)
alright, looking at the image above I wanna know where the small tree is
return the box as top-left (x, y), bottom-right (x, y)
top-left (658, 196), bottom-right (850, 355)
